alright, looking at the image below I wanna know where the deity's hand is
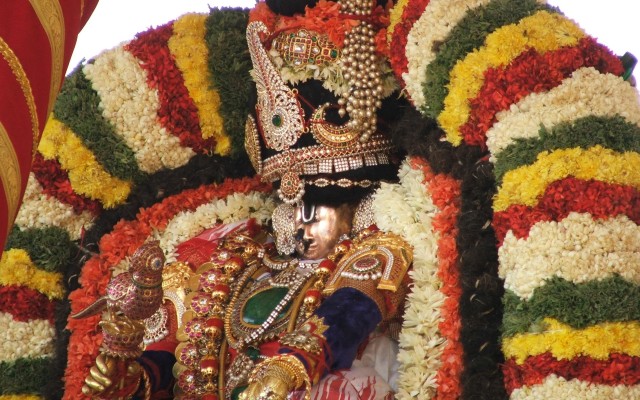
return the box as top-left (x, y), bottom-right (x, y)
top-left (240, 373), bottom-right (290, 400)
top-left (82, 353), bottom-right (142, 399)
top-left (240, 355), bottom-right (311, 400)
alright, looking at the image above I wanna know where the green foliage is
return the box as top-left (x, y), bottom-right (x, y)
top-left (5, 226), bottom-right (74, 273)
top-left (494, 115), bottom-right (640, 184)
top-left (0, 358), bottom-right (51, 394)
top-left (205, 7), bottom-right (253, 159)
top-left (421, 0), bottom-right (551, 118)
top-left (502, 275), bottom-right (640, 337)
top-left (54, 68), bottom-right (143, 182)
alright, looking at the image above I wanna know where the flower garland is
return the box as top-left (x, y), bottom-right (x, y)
top-left (64, 176), bottom-right (272, 399)
top-left (15, 175), bottom-right (94, 240)
top-left (388, 0), bottom-right (430, 84)
top-left (493, 116), bottom-right (640, 185)
top-left (386, 0), bottom-right (409, 44)
top-left (438, 10), bottom-right (585, 145)
top-left (169, 13), bottom-right (230, 155)
top-left (461, 38), bottom-right (623, 147)
top-left (503, 353), bottom-right (640, 391)
top-left (0, 358), bottom-right (54, 397)
top-left (510, 374), bottom-right (640, 399)
top-left (83, 46), bottom-right (195, 171)
top-left (503, 275), bottom-right (640, 337)
top-left (31, 153), bottom-right (102, 216)
top-left (0, 312), bottom-right (55, 362)
top-left (421, 0), bottom-right (549, 119)
top-left (0, 250), bottom-right (64, 300)
top-left (0, 286), bottom-right (55, 323)
top-left (503, 318), bottom-right (640, 364)
top-left (373, 159), bottom-right (444, 399)
top-left (494, 145), bottom-right (640, 212)
top-left (410, 157), bottom-right (464, 399)
top-left (402, 0), bottom-right (494, 108)
top-left (493, 177), bottom-right (640, 245)
top-left (53, 67), bottom-right (142, 182)
top-left (38, 117), bottom-right (132, 208)
top-left (498, 213), bottom-right (640, 300)
top-left (486, 67), bottom-right (640, 159)
top-left (125, 22), bottom-right (216, 154)
top-left (204, 8), bottom-right (253, 158)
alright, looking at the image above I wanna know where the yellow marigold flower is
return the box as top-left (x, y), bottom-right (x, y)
top-left (494, 146), bottom-right (640, 211)
top-left (387, 0), bottom-right (410, 44)
top-left (38, 117), bottom-right (131, 208)
top-left (169, 13), bottom-right (230, 155)
top-left (0, 396), bottom-right (43, 400)
top-left (440, 11), bottom-right (585, 145)
top-left (0, 249), bottom-right (64, 300)
top-left (503, 318), bottom-right (640, 364)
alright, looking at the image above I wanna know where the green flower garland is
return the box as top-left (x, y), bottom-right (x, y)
top-left (5, 226), bottom-right (73, 273)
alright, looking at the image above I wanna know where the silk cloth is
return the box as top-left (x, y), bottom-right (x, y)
top-left (0, 0), bottom-right (97, 251)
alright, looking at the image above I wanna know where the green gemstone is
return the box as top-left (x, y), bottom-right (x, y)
top-left (232, 385), bottom-right (248, 400)
top-left (242, 287), bottom-right (290, 325)
top-left (309, 58), bottom-right (315, 63)
top-left (246, 346), bottom-right (261, 361)
top-left (272, 114), bottom-right (282, 127)
top-left (311, 36), bottom-right (318, 42)
top-left (330, 49), bottom-right (338, 58)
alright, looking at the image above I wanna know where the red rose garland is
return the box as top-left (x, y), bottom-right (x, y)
top-left (389, 0), bottom-right (430, 84)
top-left (0, 285), bottom-right (55, 323)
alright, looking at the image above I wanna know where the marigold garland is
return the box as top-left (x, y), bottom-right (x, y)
top-left (403, 0), bottom-right (493, 108)
top-left (5, 226), bottom-right (73, 273)
top-left (503, 353), bottom-right (640, 392)
top-left (64, 176), bottom-right (271, 399)
top-left (169, 13), bottom-right (230, 155)
top-left (499, 213), bottom-right (640, 300)
top-left (494, 145), bottom-right (640, 212)
top-left (486, 67), bottom-right (640, 159)
top-left (439, 10), bottom-right (585, 145)
top-left (410, 157), bottom-right (464, 400)
top-left (82, 46), bottom-right (195, 171)
top-left (422, 0), bottom-right (548, 118)
top-left (387, 0), bottom-right (409, 44)
top-left (125, 22), bottom-right (216, 154)
top-left (503, 318), bottom-right (640, 365)
top-left (0, 250), bottom-right (64, 300)
top-left (493, 115), bottom-right (640, 185)
top-left (38, 117), bottom-right (132, 208)
top-left (502, 275), bottom-right (640, 337)
top-left (493, 177), bottom-right (640, 245)
top-left (388, 0), bottom-right (430, 83)
top-left (461, 38), bottom-right (623, 147)
top-left (31, 152), bottom-right (102, 216)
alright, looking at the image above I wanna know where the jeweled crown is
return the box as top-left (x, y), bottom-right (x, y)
top-left (245, 0), bottom-right (404, 204)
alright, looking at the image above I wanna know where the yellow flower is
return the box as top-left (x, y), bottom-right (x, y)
top-left (38, 117), bottom-right (132, 208)
top-left (387, 0), bottom-right (410, 44)
top-left (494, 146), bottom-right (640, 211)
top-left (0, 396), bottom-right (43, 400)
top-left (503, 318), bottom-right (640, 364)
top-left (439, 11), bottom-right (585, 145)
top-left (0, 249), bottom-right (64, 300)
top-left (169, 13), bottom-right (230, 155)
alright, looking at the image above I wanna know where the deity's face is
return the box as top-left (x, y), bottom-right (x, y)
top-left (294, 203), bottom-right (354, 260)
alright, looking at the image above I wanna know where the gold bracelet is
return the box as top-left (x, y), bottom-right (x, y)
top-left (249, 355), bottom-right (312, 400)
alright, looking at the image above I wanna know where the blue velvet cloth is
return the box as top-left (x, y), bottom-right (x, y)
top-left (305, 286), bottom-right (382, 371)
top-left (135, 350), bottom-right (177, 399)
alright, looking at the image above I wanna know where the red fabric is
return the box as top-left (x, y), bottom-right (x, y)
top-left (0, 0), bottom-right (98, 252)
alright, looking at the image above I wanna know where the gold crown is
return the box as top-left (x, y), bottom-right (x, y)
top-left (245, 1), bottom-right (398, 204)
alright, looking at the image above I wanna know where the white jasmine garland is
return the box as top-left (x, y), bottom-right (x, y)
top-left (14, 174), bottom-right (94, 240)
top-left (83, 47), bottom-right (195, 172)
top-left (0, 312), bottom-right (55, 362)
top-left (157, 191), bottom-right (275, 262)
top-left (499, 212), bottom-right (640, 300)
top-left (486, 67), bottom-right (640, 161)
top-left (373, 160), bottom-right (445, 399)
top-left (510, 374), bottom-right (640, 400)
top-left (403, 0), bottom-right (494, 108)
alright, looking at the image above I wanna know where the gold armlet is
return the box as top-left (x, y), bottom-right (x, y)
top-left (250, 355), bottom-right (311, 400)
